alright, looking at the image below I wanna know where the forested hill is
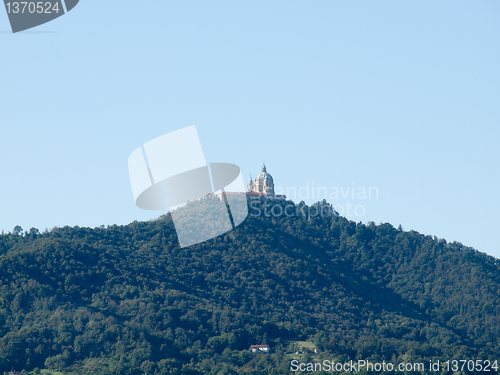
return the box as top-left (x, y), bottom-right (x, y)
top-left (0, 199), bottom-right (499, 374)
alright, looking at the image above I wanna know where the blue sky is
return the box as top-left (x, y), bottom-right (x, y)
top-left (1, 1), bottom-right (499, 258)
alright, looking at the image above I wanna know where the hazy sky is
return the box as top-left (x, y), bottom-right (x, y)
top-left (1, 1), bottom-right (499, 258)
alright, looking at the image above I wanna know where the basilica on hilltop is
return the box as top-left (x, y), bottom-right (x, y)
top-left (246, 164), bottom-right (286, 200)
top-left (210, 163), bottom-right (285, 202)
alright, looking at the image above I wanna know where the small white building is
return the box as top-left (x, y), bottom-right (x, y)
top-left (249, 344), bottom-right (271, 353)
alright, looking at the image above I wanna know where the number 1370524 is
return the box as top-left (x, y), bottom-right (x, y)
top-left (5, 2), bottom-right (60, 14)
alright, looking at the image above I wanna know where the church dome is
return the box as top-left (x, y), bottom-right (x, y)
top-left (255, 164), bottom-right (273, 184)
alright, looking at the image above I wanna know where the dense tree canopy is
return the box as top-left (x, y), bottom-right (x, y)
top-left (0, 198), bottom-right (498, 374)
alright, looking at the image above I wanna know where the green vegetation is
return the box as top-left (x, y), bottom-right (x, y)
top-left (40, 370), bottom-right (64, 375)
top-left (290, 341), bottom-right (316, 351)
top-left (0, 199), bottom-right (499, 374)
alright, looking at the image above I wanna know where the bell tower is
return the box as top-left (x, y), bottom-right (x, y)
top-left (247, 175), bottom-right (254, 192)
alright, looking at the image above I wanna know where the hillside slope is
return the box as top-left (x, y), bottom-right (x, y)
top-left (0, 199), bottom-right (499, 374)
